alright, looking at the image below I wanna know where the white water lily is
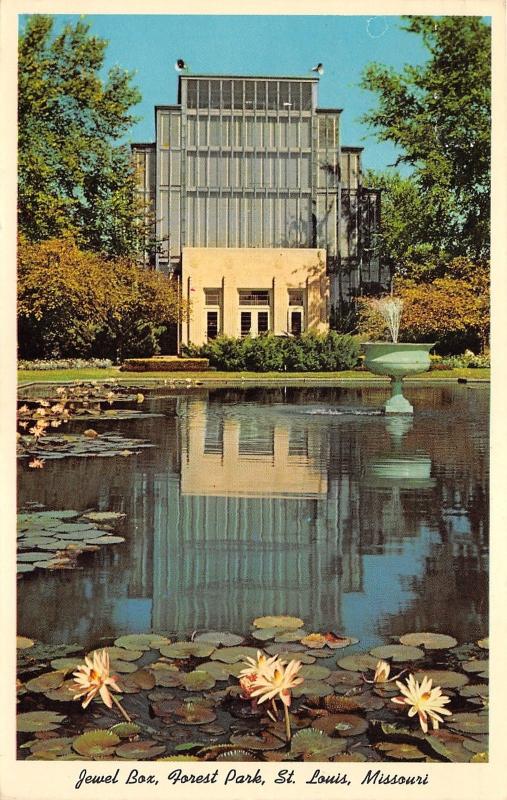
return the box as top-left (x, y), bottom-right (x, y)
top-left (392, 673), bottom-right (451, 733)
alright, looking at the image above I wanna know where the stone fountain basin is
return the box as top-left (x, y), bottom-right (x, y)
top-left (363, 342), bottom-right (435, 378)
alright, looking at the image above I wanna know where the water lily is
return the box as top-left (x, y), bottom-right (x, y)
top-left (29, 420), bottom-right (48, 439)
top-left (391, 673), bottom-right (451, 733)
top-left (72, 649), bottom-right (130, 721)
top-left (363, 659), bottom-right (405, 685)
top-left (238, 650), bottom-right (282, 704)
top-left (28, 458), bottom-right (45, 469)
top-left (249, 659), bottom-right (303, 741)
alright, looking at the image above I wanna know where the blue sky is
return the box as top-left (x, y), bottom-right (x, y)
top-left (21, 14), bottom-right (434, 172)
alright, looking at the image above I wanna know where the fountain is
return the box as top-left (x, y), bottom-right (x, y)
top-left (362, 298), bottom-right (435, 414)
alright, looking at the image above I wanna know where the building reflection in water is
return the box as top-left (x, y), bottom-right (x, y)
top-left (17, 387), bottom-right (489, 649)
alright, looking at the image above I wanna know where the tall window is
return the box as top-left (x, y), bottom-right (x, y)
top-left (291, 311), bottom-right (302, 335)
top-left (207, 311), bottom-right (219, 340)
top-left (257, 311), bottom-right (269, 334)
top-left (240, 312), bottom-right (251, 337)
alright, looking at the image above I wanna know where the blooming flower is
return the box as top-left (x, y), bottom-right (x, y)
top-left (391, 673), bottom-right (451, 733)
top-left (238, 651), bottom-right (282, 698)
top-left (373, 659), bottom-right (391, 683)
top-left (249, 659), bottom-right (303, 709)
top-left (72, 649), bottom-right (122, 710)
top-left (28, 458), bottom-right (45, 469)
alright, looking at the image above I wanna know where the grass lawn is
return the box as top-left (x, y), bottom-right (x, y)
top-left (18, 367), bottom-right (490, 384)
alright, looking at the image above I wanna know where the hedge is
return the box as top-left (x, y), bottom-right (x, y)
top-left (182, 332), bottom-right (361, 372)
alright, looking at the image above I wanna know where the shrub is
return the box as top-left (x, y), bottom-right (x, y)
top-left (181, 332), bottom-right (360, 372)
top-left (18, 236), bottom-right (185, 361)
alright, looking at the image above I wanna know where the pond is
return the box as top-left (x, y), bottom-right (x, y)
top-left (17, 383), bottom-right (489, 651)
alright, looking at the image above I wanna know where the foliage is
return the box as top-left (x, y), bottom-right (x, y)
top-left (182, 332), bottom-right (361, 372)
top-left (18, 15), bottom-right (147, 257)
top-left (440, 351), bottom-right (490, 369)
top-left (18, 236), bottom-right (183, 360)
top-left (361, 16), bottom-right (490, 260)
top-left (357, 262), bottom-right (489, 354)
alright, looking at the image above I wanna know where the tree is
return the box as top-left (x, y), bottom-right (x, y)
top-left (357, 258), bottom-right (489, 353)
top-left (361, 16), bottom-right (490, 259)
top-left (18, 236), bottom-right (184, 360)
top-left (18, 15), bottom-right (145, 256)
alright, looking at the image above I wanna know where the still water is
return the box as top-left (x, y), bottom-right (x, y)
top-left (17, 384), bottom-right (489, 650)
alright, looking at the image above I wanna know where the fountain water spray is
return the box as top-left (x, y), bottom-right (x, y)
top-left (372, 297), bottom-right (404, 343)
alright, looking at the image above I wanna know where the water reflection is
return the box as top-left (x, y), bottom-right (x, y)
top-left (17, 385), bottom-right (489, 649)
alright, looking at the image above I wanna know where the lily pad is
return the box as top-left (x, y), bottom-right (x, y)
top-left (209, 646), bottom-right (258, 663)
top-left (327, 670), bottom-right (363, 688)
top-left (44, 679), bottom-right (80, 702)
top-left (110, 659), bottom-right (138, 674)
top-left (29, 737), bottom-right (74, 757)
top-left (399, 631), bottom-right (458, 649)
top-left (109, 722), bottom-right (142, 738)
top-left (230, 731), bottom-right (286, 751)
top-left (160, 641), bottom-right (215, 659)
top-left (198, 661), bottom-right (231, 680)
top-left (174, 703), bottom-right (217, 725)
top-left (459, 683), bottom-right (489, 698)
top-left (91, 646), bottom-right (143, 662)
top-left (462, 659), bottom-right (488, 674)
top-left (252, 627), bottom-right (282, 641)
top-left (353, 693), bottom-right (385, 711)
top-left (462, 736), bottom-right (489, 754)
top-left (115, 633), bottom-right (170, 651)
top-left (376, 741), bottom-right (426, 760)
top-left (116, 741), bottom-right (166, 759)
top-left (290, 728), bottom-right (347, 760)
top-left (150, 665), bottom-right (183, 688)
top-left (17, 711), bottom-right (66, 732)
top-left (82, 512), bottom-right (126, 523)
top-left (16, 636), bottom-right (35, 649)
top-left (292, 680), bottom-right (332, 698)
top-left (119, 669), bottom-right (156, 692)
top-left (370, 644), bottom-right (424, 662)
top-left (215, 749), bottom-right (259, 761)
top-left (337, 653), bottom-right (378, 672)
top-left (470, 751), bottom-right (488, 762)
top-left (183, 670), bottom-right (216, 691)
top-left (52, 523), bottom-right (96, 534)
top-left (313, 713), bottom-right (369, 737)
top-left (448, 713), bottom-right (489, 734)
top-left (17, 564), bottom-right (35, 573)
top-left (413, 670), bottom-right (469, 689)
top-left (88, 535), bottom-right (126, 545)
top-left (300, 633), bottom-right (328, 649)
top-left (274, 629), bottom-right (306, 643)
top-left (300, 664), bottom-right (331, 681)
top-left (194, 631), bottom-right (244, 647)
top-left (253, 615), bottom-right (304, 630)
top-left (73, 730), bottom-right (121, 758)
top-left (265, 646), bottom-right (315, 664)
top-left (25, 671), bottom-right (65, 693)
top-left (477, 637), bottom-right (489, 650)
top-left (324, 695), bottom-right (361, 713)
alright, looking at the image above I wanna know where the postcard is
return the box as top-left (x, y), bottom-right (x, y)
top-left (1, 1), bottom-right (506, 799)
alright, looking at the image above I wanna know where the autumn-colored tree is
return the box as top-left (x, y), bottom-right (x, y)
top-left (18, 236), bottom-right (185, 360)
top-left (357, 259), bottom-right (489, 354)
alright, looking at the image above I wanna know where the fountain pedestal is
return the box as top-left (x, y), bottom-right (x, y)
top-left (362, 342), bottom-right (435, 414)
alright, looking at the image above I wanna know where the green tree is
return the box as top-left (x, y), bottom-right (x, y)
top-left (18, 15), bottom-right (145, 256)
top-left (361, 16), bottom-right (490, 259)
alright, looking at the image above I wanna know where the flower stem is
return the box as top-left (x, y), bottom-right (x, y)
top-left (111, 694), bottom-right (131, 723)
top-left (283, 704), bottom-right (291, 742)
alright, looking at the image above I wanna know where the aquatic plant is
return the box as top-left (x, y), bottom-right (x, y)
top-left (248, 659), bottom-right (304, 741)
top-left (72, 649), bottom-right (131, 722)
top-left (391, 673), bottom-right (451, 733)
top-left (363, 659), bottom-right (405, 685)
